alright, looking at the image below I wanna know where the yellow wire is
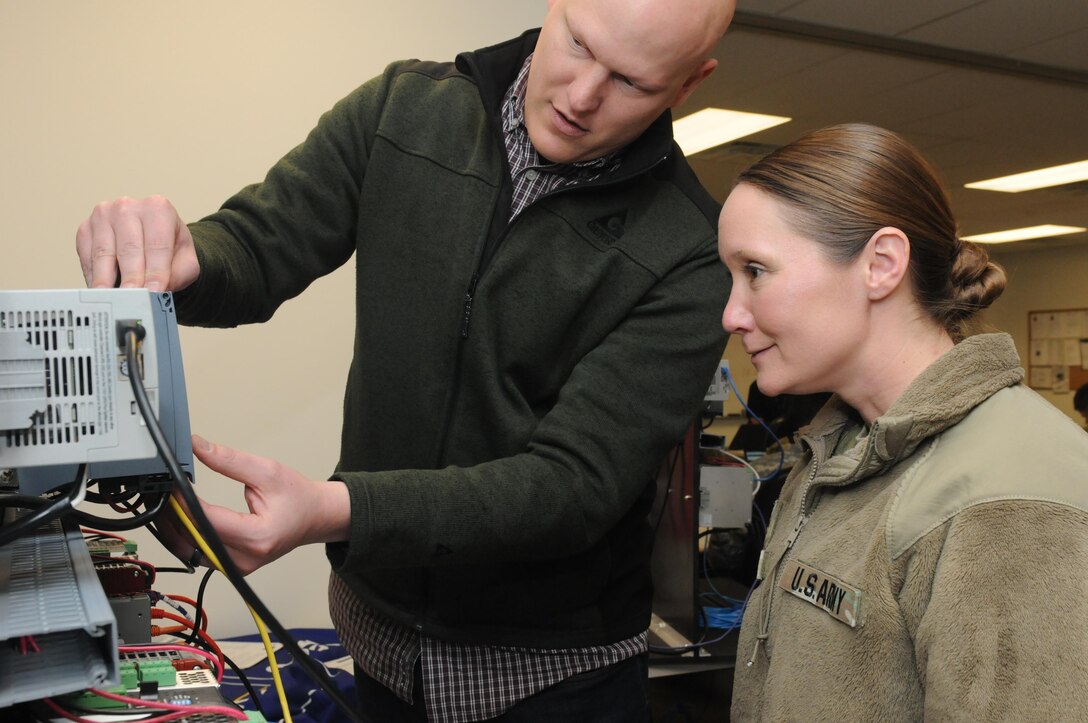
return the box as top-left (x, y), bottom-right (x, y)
top-left (169, 497), bottom-right (294, 723)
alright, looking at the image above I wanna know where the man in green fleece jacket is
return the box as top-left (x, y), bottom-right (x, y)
top-left (76, 0), bottom-right (734, 720)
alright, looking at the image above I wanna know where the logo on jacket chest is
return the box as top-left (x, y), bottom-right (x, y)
top-left (778, 559), bottom-right (861, 628)
top-left (587, 211), bottom-right (627, 244)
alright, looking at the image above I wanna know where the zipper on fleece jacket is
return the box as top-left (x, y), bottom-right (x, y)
top-left (748, 454), bottom-right (819, 667)
top-left (441, 150), bottom-right (673, 465)
top-left (434, 186), bottom-right (507, 466)
top-left (746, 423), bottom-right (884, 666)
top-left (460, 273), bottom-right (480, 339)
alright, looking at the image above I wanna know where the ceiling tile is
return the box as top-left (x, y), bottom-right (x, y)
top-left (683, 1), bottom-right (1088, 247)
top-left (902, 0), bottom-right (1088, 59)
top-left (760, 0), bottom-right (982, 36)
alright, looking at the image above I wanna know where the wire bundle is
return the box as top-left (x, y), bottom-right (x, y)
top-left (4, 325), bottom-right (365, 723)
top-left (700, 602), bottom-right (746, 631)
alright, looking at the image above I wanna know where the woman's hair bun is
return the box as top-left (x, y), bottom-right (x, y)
top-left (944, 239), bottom-right (1007, 323)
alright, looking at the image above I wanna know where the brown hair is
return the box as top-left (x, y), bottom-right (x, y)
top-left (737, 123), bottom-right (1006, 340)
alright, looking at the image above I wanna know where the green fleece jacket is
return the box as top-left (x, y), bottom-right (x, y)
top-left (732, 333), bottom-right (1088, 720)
top-left (174, 31), bottom-right (728, 647)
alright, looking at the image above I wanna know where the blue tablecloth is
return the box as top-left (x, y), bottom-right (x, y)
top-left (220, 628), bottom-right (356, 723)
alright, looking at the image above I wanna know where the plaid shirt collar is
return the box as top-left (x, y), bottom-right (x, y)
top-left (501, 53), bottom-right (621, 180)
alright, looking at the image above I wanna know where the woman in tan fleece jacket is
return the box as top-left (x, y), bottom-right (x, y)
top-left (719, 123), bottom-right (1088, 721)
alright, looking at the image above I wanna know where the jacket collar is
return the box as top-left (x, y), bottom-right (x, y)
top-left (454, 29), bottom-right (678, 179)
top-left (800, 333), bottom-right (1025, 486)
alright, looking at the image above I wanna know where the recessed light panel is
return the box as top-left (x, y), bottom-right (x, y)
top-left (961, 225), bottom-right (1087, 244)
top-left (965, 160), bottom-right (1088, 193)
top-left (673, 108), bottom-right (790, 156)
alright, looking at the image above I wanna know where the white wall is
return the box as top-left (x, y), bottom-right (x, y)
top-left (1, 2), bottom-right (543, 637)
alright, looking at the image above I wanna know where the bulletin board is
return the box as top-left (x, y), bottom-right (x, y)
top-left (1027, 308), bottom-right (1088, 392)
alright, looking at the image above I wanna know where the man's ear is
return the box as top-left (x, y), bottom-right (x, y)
top-left (865, 227), bottom-right (911, 301)
top-left (670, 58), bottom-right (718, 108)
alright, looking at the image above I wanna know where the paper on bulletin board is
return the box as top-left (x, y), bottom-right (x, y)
top-left (1053, 366), bottom-right (1069, 393)
top-left (1062, 339), bottom-right (1083, 367)
top-left (1030, 366), bottom-right (1070, 393)
top-left (1030, 366), bottom-right (1054, 389)
top-left (1027, 309), bottom-right (1088, 390)
top-left (1030, 312), bottom-right (1057, 339)
top-left (1031, 310), bottom-right (1088, 340)
top-left (1057, 312), bottom-right (1084, 339)
top-left (1031, 339), bottom-right (1062, 366)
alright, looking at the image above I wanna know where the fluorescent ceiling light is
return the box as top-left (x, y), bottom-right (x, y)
top-left (961, 225), bottom-right (1087, 244)
top-left (965, 159), bottom-right (1088, 193)
top-left (673, 108), bottom-right (791, 156)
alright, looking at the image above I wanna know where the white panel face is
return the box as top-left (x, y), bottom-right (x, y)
top-left (699, 465), bottom-right (753, 529)
top-left (0, 289), bottom-right (159, 468)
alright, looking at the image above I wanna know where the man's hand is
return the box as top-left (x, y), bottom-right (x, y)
top-left (186, 435), bottom-right (351, 576)
top-left (76, 195), bottom-right (200, 292)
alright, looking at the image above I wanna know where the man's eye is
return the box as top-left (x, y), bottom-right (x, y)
top-left (571, 35), bottom-right (585, 49)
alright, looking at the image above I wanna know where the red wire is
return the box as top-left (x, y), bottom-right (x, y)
top-left (80, 528), bottom-right (127, 541)
top-left (41, 698), bottom-right (108, 723)
top-left (42, 694), bottom-right (241, 722)
top-left (163, 594), bottom-right (209, 630)
top-left (150, 609), bottom-right (225, 680)
top-left (88, 687), bottom-right (246, 720)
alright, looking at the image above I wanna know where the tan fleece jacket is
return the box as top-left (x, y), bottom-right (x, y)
top-left (731, 333), bottom-right (1088, 722)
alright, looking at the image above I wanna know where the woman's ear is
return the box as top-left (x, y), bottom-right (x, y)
top-left (864, 227), bottom-right (910, 301)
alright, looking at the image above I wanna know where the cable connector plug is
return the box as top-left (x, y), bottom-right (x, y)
top-left (115, 320), bottom-right (146, 349)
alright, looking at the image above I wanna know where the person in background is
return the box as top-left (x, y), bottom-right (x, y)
top-left (75, 0), bottom-right (736, 720)
top-left (718, 122), bottom-right (1088, 720)
top-left (1075, 382), bottom-right (1088, 429)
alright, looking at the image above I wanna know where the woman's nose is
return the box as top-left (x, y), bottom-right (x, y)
top-left (722, 295), bottom-right (752, 335)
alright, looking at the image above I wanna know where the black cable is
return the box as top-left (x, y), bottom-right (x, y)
top-left (186, 566), bottom-right (217, 646)
top-left (50, 699), bottom-right (168, 717)
top-left (85, 487), bottom-right (139, 505)
top-left (221, 650), bottom-right (268, 719)
top-left (122, 328), bottom-right (364, 723)
top-left (72, 491), bottom-right (167, 531)
top-left (19, 701), bottom-right (63, 722)
top-left (157, 626), bottom-right (263, 717)
top-left (648, 616), bottom-right (736, 656)
top-left (0, 465), bottom-right (87, 547)
top-left (652, 446), bottom-right (681, 535)
top-left (159, 643), bottom-right (268, 720)
top-left (700, 402), bottom-right (717, 430)
top-left (0, 494), bottom-right (54, 509)
top-left (144, 517), bottom-right (195, 573)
